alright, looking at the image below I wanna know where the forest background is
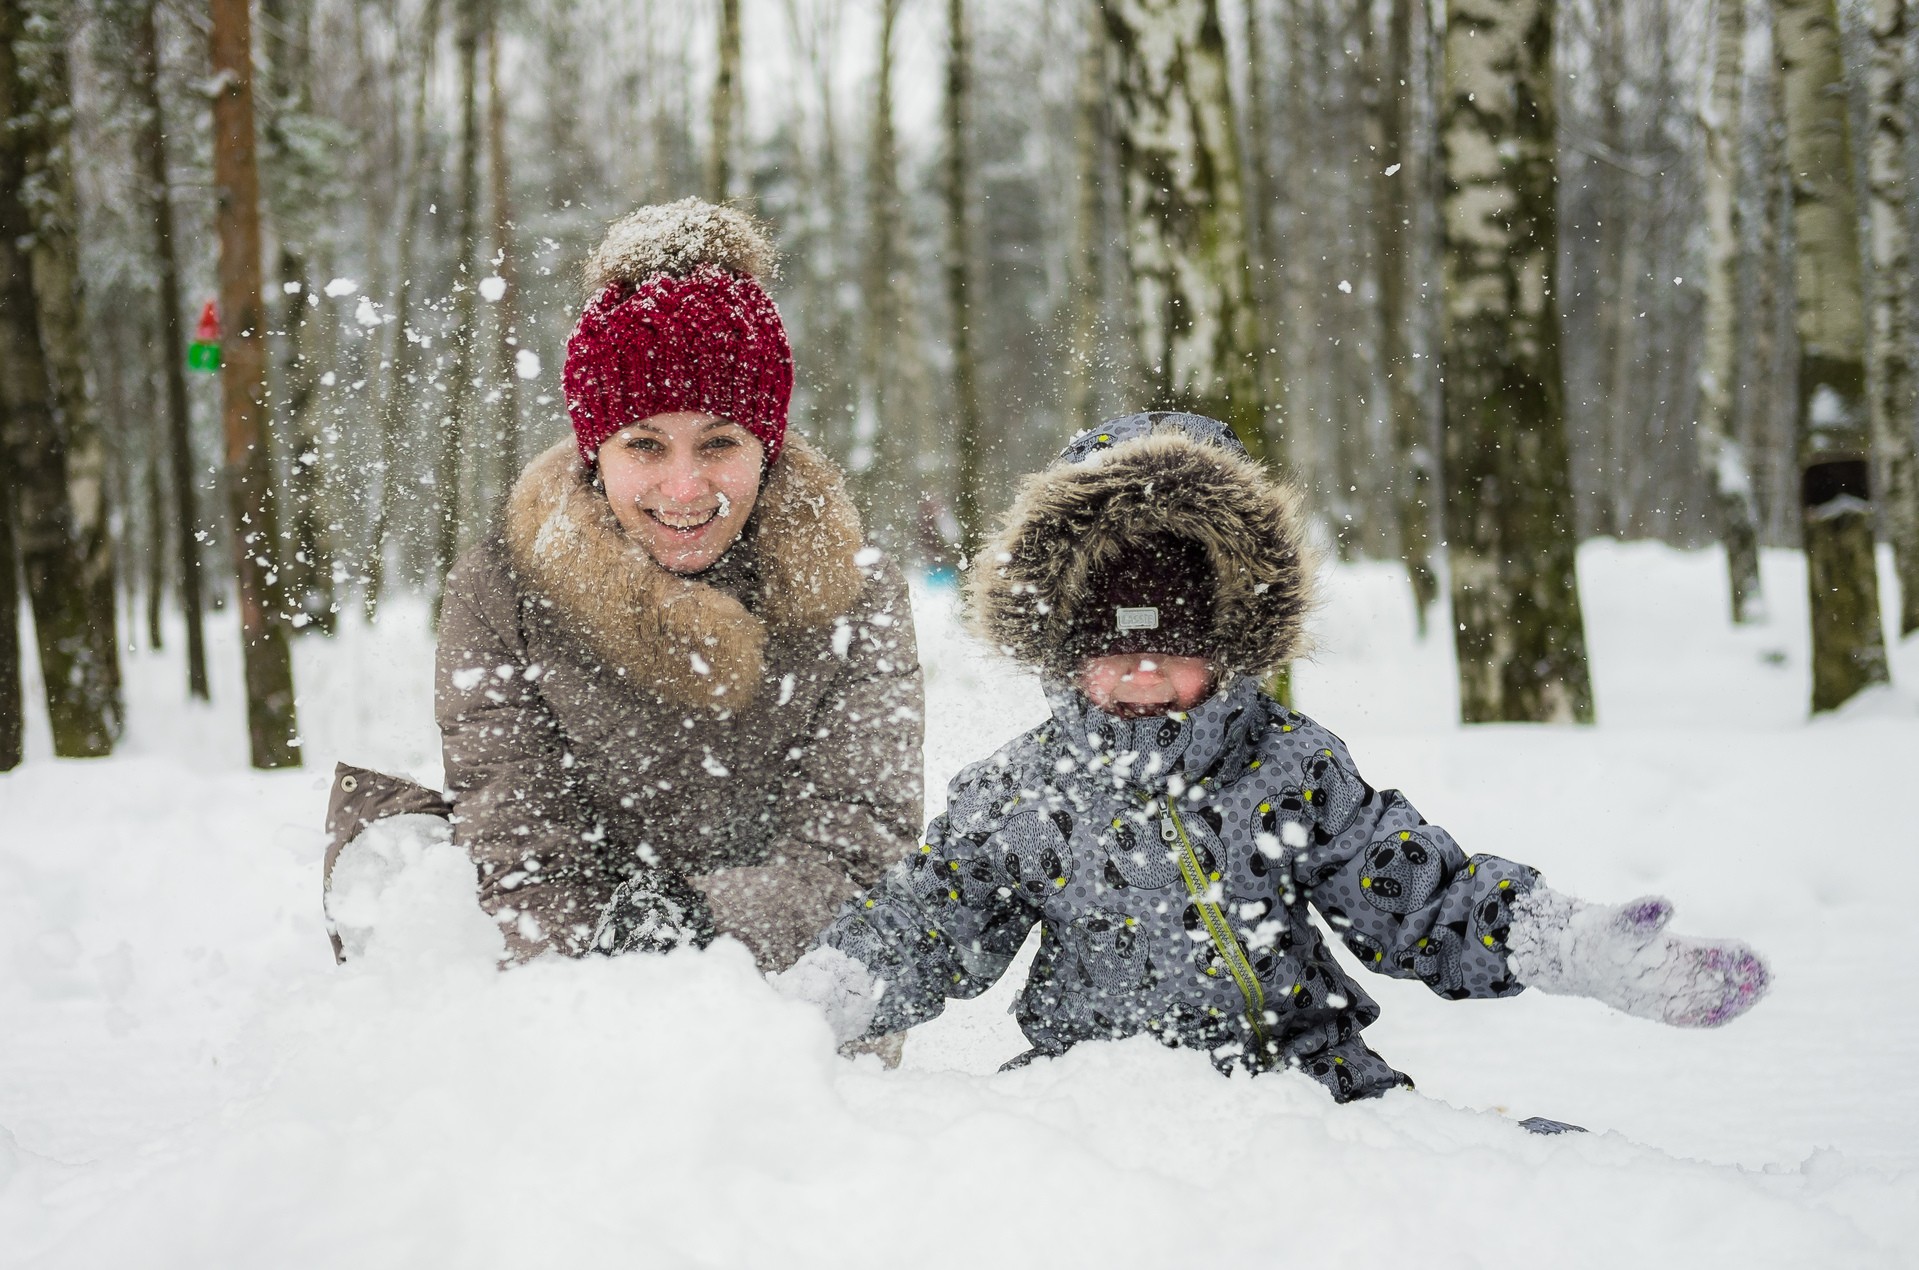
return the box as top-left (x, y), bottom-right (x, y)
top-left (2, 0), bottom-right (1916, 769)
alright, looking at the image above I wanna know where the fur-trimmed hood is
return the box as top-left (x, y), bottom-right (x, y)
top-left (965, 412), bottom-right (1317, 679)
top-left (503, 431), bottom-right (865, 709)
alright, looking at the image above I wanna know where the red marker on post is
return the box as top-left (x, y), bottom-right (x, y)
top-left (187, 300), bottom-right (221, 373)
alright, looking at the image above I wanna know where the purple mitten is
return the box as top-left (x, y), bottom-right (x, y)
top-left (1506, 886), bottom-right (1770, 1027)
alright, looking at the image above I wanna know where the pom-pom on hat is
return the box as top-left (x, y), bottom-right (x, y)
top-left (563, 198), bottom-right (794, 466)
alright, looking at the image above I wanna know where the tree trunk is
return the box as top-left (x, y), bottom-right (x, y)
top-left (15, 0), bottom-right (121, 741)
top-left (855, 0), bottom-right (906, 518)
top-left (1773, 0), bottom-right (1891, 711)
top-left (1439, 0), bottom-right (1594, 724)
top-left (209, 0), bottom-right (301, 767)
top-left (1, 438), bottom-right (20, 769)
top-left (709, 0), bottom-right (741, 200)
top-left (0, 0), bottom-right (114, 757)
top-left (1099, 0), bottom-right (1270, 462)
top-left (1375, 0), bottom-right (1440, 634)
top-left (133, 0), bottom-right (208, 697)
top-left (945, 0), bottom-right (987, 556)
top-left (364, 0), bottom-right (441, 622)
top-left (1701, 0), bottom-right (1767, 622)
top-left (433, 0), bottom-right (484, 617)
top-left (1064, 0), bottom-right (1107, 432)
top-left (488, 16), bottom-right (523, 503)
top-left (263, 0), bottom-right (335, 637)
top-left (1867, 0), bottom-right (1919, 636)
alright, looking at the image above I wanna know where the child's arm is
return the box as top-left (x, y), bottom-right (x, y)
top-left (772, 754), bottom-right (1043, 1045)
top-left (1278, 712), bottom-right (1767, 1025)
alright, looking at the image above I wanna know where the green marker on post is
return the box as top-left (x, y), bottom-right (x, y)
top-left (187, 300), bottom-right (221, 373)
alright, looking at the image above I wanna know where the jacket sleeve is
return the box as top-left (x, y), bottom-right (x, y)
top-left (693, 556), bottom-right (926, 971)
top-left (437, 543), bottom-right (614, 960)
top-left (1277, 710), bottom-right (1539, 1000)
top-left (815, 750), bottom-right (1041, 1035)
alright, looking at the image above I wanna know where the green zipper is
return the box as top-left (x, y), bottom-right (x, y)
top-left (1165, 800), bottom-right (1269, 1054)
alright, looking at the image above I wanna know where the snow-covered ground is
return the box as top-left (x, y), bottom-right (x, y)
top-left (3, 541), bottom-right (1917, 1267)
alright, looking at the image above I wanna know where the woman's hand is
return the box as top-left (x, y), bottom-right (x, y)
top-left (590, 868), bottom-right (717, 955)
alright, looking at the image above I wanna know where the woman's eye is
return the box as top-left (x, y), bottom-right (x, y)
top-left (702, 436), bottom-right (740, 453)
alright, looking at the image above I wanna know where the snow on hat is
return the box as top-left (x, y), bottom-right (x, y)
top-left (563, 198), bottom-right (794, 465)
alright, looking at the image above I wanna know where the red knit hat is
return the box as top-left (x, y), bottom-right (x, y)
top-left (563, 200), bottom-right (794, 466)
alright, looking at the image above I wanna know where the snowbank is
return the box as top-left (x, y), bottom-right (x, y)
top-left (3, 542), bottom-right (1917, 1266)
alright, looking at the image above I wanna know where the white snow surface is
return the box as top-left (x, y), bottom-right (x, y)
top-left (4, 541), bottom-right (1918, 1267)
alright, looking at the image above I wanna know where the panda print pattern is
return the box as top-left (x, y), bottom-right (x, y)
top-left (818, 673), bottom-right (1542, 1102)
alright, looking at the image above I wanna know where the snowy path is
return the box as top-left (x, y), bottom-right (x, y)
top-left (3, 542), bottom-right (1917, 1267)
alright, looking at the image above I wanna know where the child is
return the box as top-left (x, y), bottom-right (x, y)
top-left (776, 413), bottom-right (1769, 1103)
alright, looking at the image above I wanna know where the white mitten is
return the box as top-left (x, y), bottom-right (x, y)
top-left (1506, 885), bottom-right (1770, 1027)
top-left (770, 946), bottom-right (883, 1046)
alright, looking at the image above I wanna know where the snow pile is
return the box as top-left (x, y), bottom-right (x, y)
top-left (4, 542), bottom-right (1918, 1266)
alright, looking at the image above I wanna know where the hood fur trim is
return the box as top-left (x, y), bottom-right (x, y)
top-left (581, 198), bottom-right (778, 297)
top-left (965, 431), bottom-right (1318, 678)
top-left (504, 432), bottom-right (863, 709)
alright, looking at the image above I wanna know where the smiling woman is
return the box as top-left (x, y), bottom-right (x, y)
top-left (323, 200), bottom-right (924, 985)
top-left (598, 412), bottom-right (766, 574)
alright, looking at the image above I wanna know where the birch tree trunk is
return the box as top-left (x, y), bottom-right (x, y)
top-left (1, 436), bottom-right (20, 769)
top-left (1099, 0), bottom-right (1269, 462)
top-left (1773, 0), bottom-right (1891, 711)
top-left (133, 0), bottom-right (208, 696)
top-left (1701, 0), bottom-right (1767, 622)
top-left (709, 0), bottom-right (741, 200)
top-left (1375, 0), bottom-right (1440, 634)
top-left (945, 0), bottom-right (986, 555)
top-left (209, 0), bottom-right (302, 767)
top-left (0, 0), bottom-right (114, 756)
top-left (1867, 0), bottom-right (1919, 636)
top-left (16, 0), bottom-right (121, 740)
top-left (1439, 0), bottom-right (1594, 723)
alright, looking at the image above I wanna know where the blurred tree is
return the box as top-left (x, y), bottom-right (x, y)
top-left (17, 0), bottom-right (121, 740)
top-left (1372, 0), bottom-right (1440, 635)
top-left (209, 0), bottom-right (301, 767)
top-left (1701, 0), bottom-right (1766, 622)
top-left (1772, 0), bottom-right (1890, 711)
top-left (365, 0), bottom-right (443, 623)
top-left (945, 0), bottom-right (986, 555)
top-left (0, 0), bottom-right (116, 757)
top-left (433, 0), bottom-right (486, 618)
top-left (710, 0), bottom-right (742, 200)
top-left (488, 12), bottom-right (524, 502)
top-left (1866, 0), bottom-right (1919, 636)
top-left (1099, 0), bottom-right (1269, 462)
top-left (1439, 0), bottom-right (1595, 723)
top-left (130, 0), bottom-right (208, 696)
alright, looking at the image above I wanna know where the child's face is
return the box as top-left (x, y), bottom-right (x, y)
top-left (1078, 653), bottom-right (1215, 718)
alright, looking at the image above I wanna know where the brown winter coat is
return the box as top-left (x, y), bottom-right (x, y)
top-left (434, 433), bottom-right (923, 970)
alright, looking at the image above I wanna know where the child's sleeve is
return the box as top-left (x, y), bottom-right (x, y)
top-left (1277, 713), bottom-right (1539, 1000)
top-left (814, 754), bottom-right (1043, 1035)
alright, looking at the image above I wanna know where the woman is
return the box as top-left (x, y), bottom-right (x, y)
top-left (327, 199), bottom-right (923, 973)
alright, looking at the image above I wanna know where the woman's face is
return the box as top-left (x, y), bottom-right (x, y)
top-left (598, 411), bottom-right (765, 574)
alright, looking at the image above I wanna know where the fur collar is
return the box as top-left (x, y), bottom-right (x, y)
top-left (966, 430), bottom-right (1317, 679)
top-left (504, 432), bottom-right (865, 709)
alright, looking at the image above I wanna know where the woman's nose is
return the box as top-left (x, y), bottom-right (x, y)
top-left (655, 455), bottom-right (709, 504)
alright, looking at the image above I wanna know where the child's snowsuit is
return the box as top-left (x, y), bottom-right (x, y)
top-left (817, 413), bottom-right (1542, 1100)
